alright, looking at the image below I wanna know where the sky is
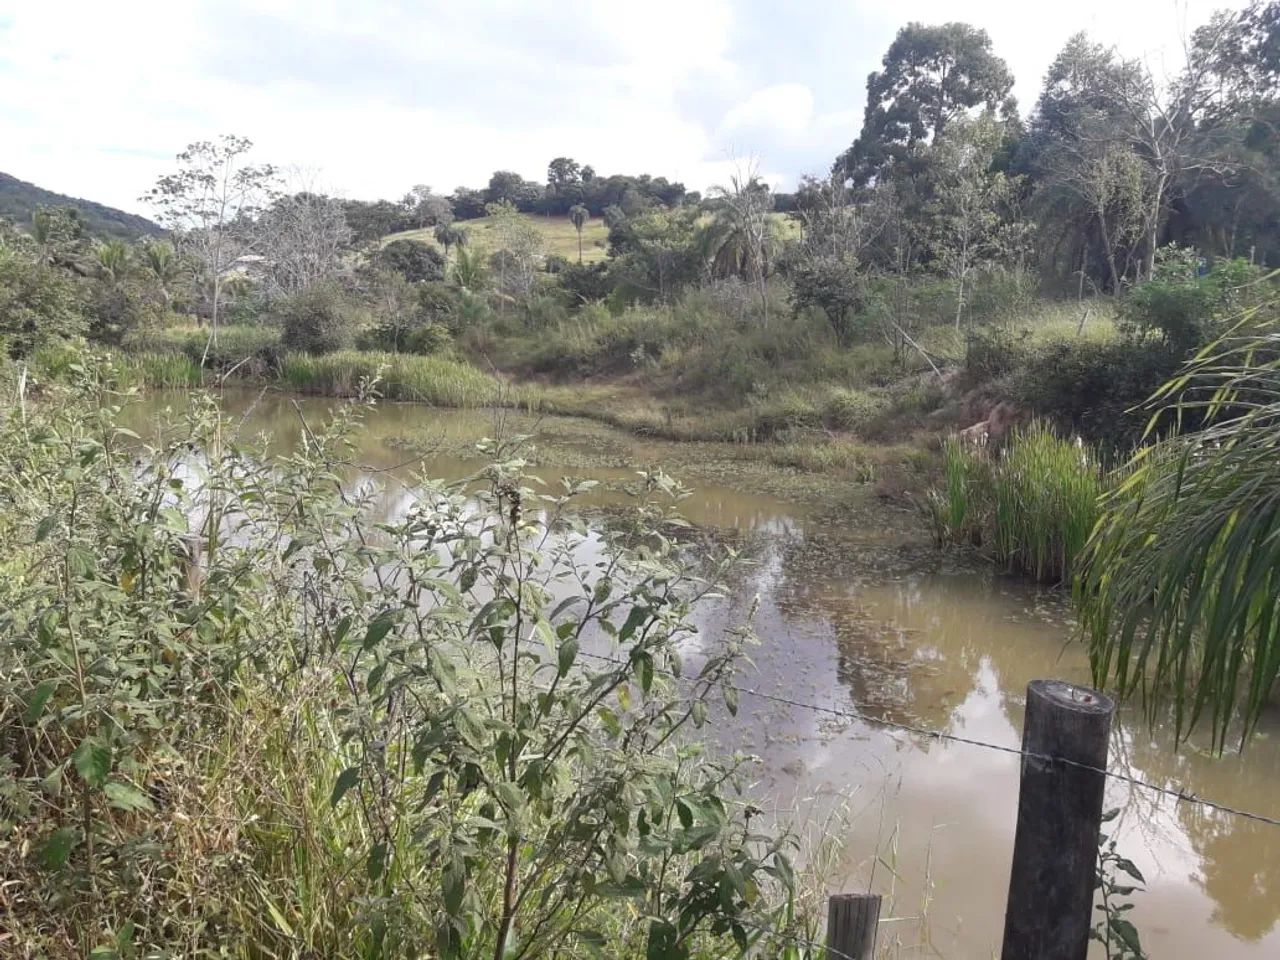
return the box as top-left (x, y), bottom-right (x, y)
top-left (0, 0), bottom-right (1252, 217)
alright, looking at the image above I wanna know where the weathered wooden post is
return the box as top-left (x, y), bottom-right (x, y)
top-left (826, 892), bottom-right (881, 960)
top-left (1001, 680), bottom-right (1115, 960)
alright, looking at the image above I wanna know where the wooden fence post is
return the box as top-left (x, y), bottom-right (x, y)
top-left (826, 892), bottom-right (881, 960)
top-left (1001, 679), bottom-right (1115, 960)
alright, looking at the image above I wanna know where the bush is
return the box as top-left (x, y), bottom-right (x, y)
top-left (375, 238), bottom-right (445, 282)
top-left (1016, 340), bottom-right (1182, 447)
top-left (0, 374), bottom-right (800, 957)
top-left (0, 244), bottom-right (86, 357)
top-left (278, 283), bottom-right (359, 354)
top-left (820, 387), bottom-right (890, 434)
top-left (1120, 254), bottom-right (1258, 351)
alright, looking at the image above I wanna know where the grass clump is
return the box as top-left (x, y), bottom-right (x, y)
top-left (278, 350), bottom-right (506, 406)
top-left (929, 421), bottom-right (1106, 583)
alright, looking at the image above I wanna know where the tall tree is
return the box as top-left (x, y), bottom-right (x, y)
top-left (836, 22), bottom-right (1016, 188)
top-left (927, 114), bottom-right (1025, 326)
top-left (704, 162), bottom-right (777, 324)
top-left (568, 203), bottom-right (589, 263)
top-left (260, 190), bottom-right (351, 295)
top-left (402, 184), bottom-right (454, 229)
top-left (142, 135), bottom-right (277, 350)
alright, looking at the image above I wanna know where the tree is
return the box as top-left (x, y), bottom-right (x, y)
top-left (342, 199), bottom-right (409, 244)
top-left (277, 281), bottom-right (357, 354)
top-left (434, 222), bottom-right (467, 262)
top-left (449, 186), bottom-right (488, 220)
top-left (376, 238), bottom-right (446, 283)
top-left (568, 203), bottom-right (589, 263)
top-left (837, 22), bottom-right (1016, 187)
top-left (142, 135), bottom-right (278, 351)
top-left (484, 200), bottom-right (544, 305)
top-left (788, 176), bottom-right (892, 345)
top-left (260, 190), bottom-right (351, 294)
top-left (402, 184), bottom-right (453, 229)
top-left (1080, 287), bottom-right (1280, 748)
top-left (485, 170), bottom-right (543, 212)
top-left (30, 206), bottom-right (90, 271)
top-left (607, 207), bottom-right (701, 304)
top-left (0, 238), bottom-right (86, 356)
top-left (140, 239), bottom-right (183, 307)
top-left (704, 162), bottom-right (778, 324)
top-left (926, 114), bottom-right (1023, 326)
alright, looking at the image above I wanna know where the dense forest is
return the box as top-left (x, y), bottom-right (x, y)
top-left (2, 2), bottom-right (1280, 958)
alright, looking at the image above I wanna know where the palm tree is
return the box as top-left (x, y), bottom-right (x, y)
top-left (1079, 284), bottom-right (1280, 747)
top-left (434, 223), bottom-right (467, 263)
top-left (141, 240), bottom-right (181, 306)
top-left (95, 239), bottom-right (133, 285)
top-left (568, 204), bottom-right (589, 263)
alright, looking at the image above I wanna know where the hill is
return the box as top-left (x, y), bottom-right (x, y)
top-left (0, 171), bottom-right (163, 241)
top-left (385, 213), bottom-right (611, 264)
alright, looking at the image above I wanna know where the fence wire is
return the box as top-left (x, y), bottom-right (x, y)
top-left (573, 649), bottom-right (1280, 829)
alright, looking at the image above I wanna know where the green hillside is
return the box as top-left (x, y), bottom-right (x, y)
top-left (386, 213), bottom-right (611, 264)
top-left (0, 171), bottom-right (163, 241)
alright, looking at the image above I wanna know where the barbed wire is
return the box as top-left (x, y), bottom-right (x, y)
top-left (573, 649), bottom-right (1280, 829)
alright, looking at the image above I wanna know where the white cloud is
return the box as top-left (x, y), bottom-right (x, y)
top-left (0, 0), bottom-right (1256, 215)
top-left (720, 83), bottom-right (815, 139)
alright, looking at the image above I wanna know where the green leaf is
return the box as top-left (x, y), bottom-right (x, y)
top-left (73, 738), bottom-right (111, 788)
top-left (618, 605), bottom-right (650, 642)
top-left (331, 766), bottom-right (361, 807)
top-left (66, 546), bottom-right (96, 579)
top-left (535, 618), bottom-right (556, 657)
top-left (496, 781), bottom-right (524, 813)
top-left (724, 685), bottom-right (739, 717)
top-left (1109, 917), bottom-right (1143, 953)
top-left (368, 841), bottom-right (388, 880)
top-left (35, 515), bottom-right (57, 543)
top-left (37, 826), bottom-right (80, 870)
top-left (1114, 857), bottom-right (1145, 884)
top-left (558, 637), bottom-right (578, 677)
top-left (363, 612), bottom-right (397, 649)
top-left (676, 799), bottom-right (693, 830)
top-left (104, 781), bottom-right (154, 813)
top-left (593, 577), bottom-right (612, 604)
top-left (23, 681), bottom-right (56, 723)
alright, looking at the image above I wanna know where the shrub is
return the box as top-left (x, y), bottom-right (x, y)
top-left (820, 387), bottom-right (889, 434)
top-left (0, 244), bottom-right (86, 357)
top-left (375, 238), bottom-right (445, 282)
top-left (0, 371), bottom-right (800, 957)
top-left (1016, 340), bottom-right (1182, 447)
top-left (278, 283), bottom-right (359, 354)
top-left (1120, 254), bottom-right (1258, 351)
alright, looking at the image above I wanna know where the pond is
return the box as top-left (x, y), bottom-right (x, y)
top-left (123, 388), bottom-right (1280, 960)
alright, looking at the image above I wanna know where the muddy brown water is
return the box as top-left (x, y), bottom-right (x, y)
top-left (124, 389), bottom-right (1280, 959)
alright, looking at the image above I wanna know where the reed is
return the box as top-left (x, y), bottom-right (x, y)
top-left (929, 421), bottom-right (1106, 583)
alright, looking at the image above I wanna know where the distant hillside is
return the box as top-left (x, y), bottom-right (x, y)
top-left (384, 213), bottom-right (612, 264)
top-left (0, 171), bottom-right (163, 241)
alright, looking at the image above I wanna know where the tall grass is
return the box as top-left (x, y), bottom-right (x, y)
top-left (278, 350), bottom-right (506, 406)
top-left (929, 422), bottom-right (1106, 583)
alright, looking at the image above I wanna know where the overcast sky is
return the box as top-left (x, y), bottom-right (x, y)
top-left (0, 0), bottom-right (1250, 217)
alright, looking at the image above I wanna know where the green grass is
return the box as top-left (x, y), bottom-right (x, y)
top-left (929, 422), bottom-right (1107, 583)
top-left (278, 351), bottom-right (507, 406)
top-left (386, 213), bottom-right (612, 264)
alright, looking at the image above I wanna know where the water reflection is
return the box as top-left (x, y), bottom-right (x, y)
top-left (122, 389), bottom-right (1280, 960)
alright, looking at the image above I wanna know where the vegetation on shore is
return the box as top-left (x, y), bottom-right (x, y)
top-left (0, 368), bottom-right (810, 958)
